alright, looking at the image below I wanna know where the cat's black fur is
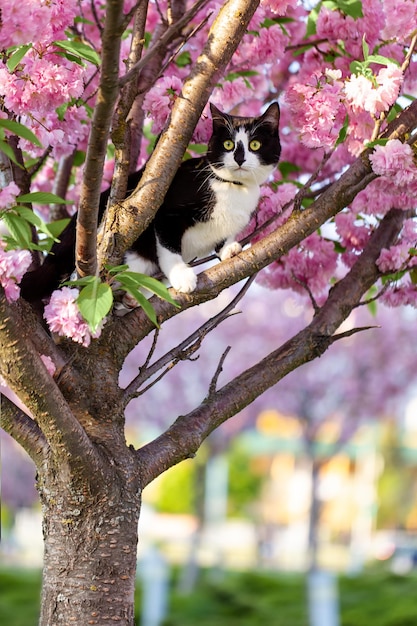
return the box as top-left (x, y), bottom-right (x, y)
top-left (20, 102), bottom-right (280, 303)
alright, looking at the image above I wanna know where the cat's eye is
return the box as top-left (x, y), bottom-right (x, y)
top-left (223, 139), bottom-right (235, 151)
top-left (249, 139), bottom-right (261, 151)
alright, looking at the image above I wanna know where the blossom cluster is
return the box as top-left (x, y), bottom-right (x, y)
top-left (1, 0), bottom-right (417, 341)
top-left (0, 182), bottom-right (20, 210)
top-left (43, 287), bottom-right (103, 347)
top-left (0, 241), bottom-right (31, 302)
top-left (0, 0), bottom-right (92, 160)
top-left (369, 139), bottom-right (417, 188)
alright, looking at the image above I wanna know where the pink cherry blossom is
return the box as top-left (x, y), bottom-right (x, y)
top-left (285, 71), bottom-right (345, 149)
top-left (376, 65), bottom-right (404, 108)
top-left (143, 75), bottom-right (184, 134)
top-left (0, 0), bottom-right (79, 49)
top-left (382, 0), bottom-right (417, 41)
top-left (344, 75), bottom-right (374, 112)
top-left (369, 139), bottom-right (417, 186)
top-left (381, 282), bottom-right (417, 308)
top-left (258, 232), bottom-right (338, 303)
top-left (0, 241), bottom-right (32, 302)
top-left (345, 65), bottom-right (403, 116)
top-left (261, 0), bottom-right (298, 15)
top-left (44, 287), bottom-right (102, 347)
top-left (0, 182), bottom-right (20, 209)
top-left (377, 245), bottom-right (414, 273)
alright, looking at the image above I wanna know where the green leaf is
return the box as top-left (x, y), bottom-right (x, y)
top-left (278, 161), bottom-right (301, 178)
top-left (54, 40), bottom-right (100, 66)
top-left (1, 212), bottom-right (32, 248)
top-left (131, 274), bottom-right (180, 307)
top-left (117, 271), bottom-right (179, 307)
top-left (225, 70), bottom-right (258, 82)
top-left (0, 140), bottom-right (22, 166)
top-left (73, 150), bottom-right (86, 166)
top-left (176, 51), bottom-right (192, 67)
top-left (322, 0), bottom-right (338, 11)
top-left (188, 143), bottom-right (207, 154)
top-left (76, 280), bottom-right (113, 332)
top-left (333, 241), bottom-right (346, 254)
top-left (367, 53), bottom-right (399, 67)
top-left (292, 43), bottom-right (316, 57)
top-left (337, 0), bottom-right (363, 19)
top-left (45, 218), bottom-right (71, 239)
top-left (335, 114), bottom-right (349, 146)
top-left (124, 287), bottom-right (159, 326)
top-left (64, 275), bottom-right (98, 287)
top-left (381, 270), bottom-right (406, 285)
top-left (7, 43), bottom-right (32, 72)
top-left (0, 119), bottom-right (42, 147)
top-left (17, 192), bottom-right (72, 205)
top-left (365, 138), bottom-right (389, 149)
top-left (349, 60), bottom-right (365, 75)
top-left (116, 275), bottom-right (159, 325)
top-left (386, 103), bottom-right (402, 124)
top-left (305, 1), bottom-right (322, 37)
top-left (106, 263), bottom-right (130, 275)
top-left (12, 206), bottom-right (60, 240)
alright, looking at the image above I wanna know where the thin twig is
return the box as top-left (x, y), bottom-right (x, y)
top-left (153, 12), bottom-right (213, 85)
top-left (122, 275), bottom-right (256, 402)
top-left (119, 0), bottom-right (210, 88)
top-left (329, 325), bottom-right (380, 345)
top-left (207, 345), bottom-right (231, 398)
top-left (293, 150), bottom-right (334, 213)
top-left (290, 271), bottom-right (320, 314)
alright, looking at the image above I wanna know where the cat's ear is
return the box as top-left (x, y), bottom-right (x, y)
top-left (259, 102), bottom-right (280, 128)
top-left (210, 103), bottom-right (229, 128)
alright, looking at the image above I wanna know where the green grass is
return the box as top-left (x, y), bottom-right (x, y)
top-left (166, 570), bottom-right (307, 626)
top-left (1, 567), bottom-right (417, 625)
top-left (0, 569), bottom-right (42, 626)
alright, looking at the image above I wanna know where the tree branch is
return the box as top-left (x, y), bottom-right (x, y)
top-left (119, 0), bottom-right (210, 88)
top-left (103, 98), bottom-right (417, 371)
top-left (76, 0), bottom-right (125, 279)
top-left (0, 293), bottom-right (104, 484)
top-left (122, 275), bottom-right (255, 402)
top-left (0, 392), bottom-right (49, 467)
top-left (97, 0), bottom-right (261, 269)
top-left (109, 0), bottom-right (149, 208)
top-left (51, 152), bottom-right (76, 220)
top-left (137, 207), bottom-right (407, 486)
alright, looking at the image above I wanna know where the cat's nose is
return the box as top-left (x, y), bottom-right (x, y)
top-left (234, 141), bottom-right (245, 166)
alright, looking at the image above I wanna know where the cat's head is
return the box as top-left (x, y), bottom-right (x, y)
top-left (207, 102), bottom-right (281, 186)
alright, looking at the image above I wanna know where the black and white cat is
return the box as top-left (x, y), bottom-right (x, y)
top-left (20, 102), bottom-right (280, 303)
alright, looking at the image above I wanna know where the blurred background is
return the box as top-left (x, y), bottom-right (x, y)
top-left (2, 285), bottom-right (417, 625)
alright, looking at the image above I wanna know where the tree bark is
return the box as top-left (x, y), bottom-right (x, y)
top-left (38, 456), bottom-right (142, 626)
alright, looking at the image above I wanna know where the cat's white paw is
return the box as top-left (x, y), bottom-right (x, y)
top-left (219, 241), bottom-right (242, 261)
top-left (169, 265), bottom-right (197, 293)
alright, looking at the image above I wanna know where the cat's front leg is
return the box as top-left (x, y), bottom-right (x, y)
top-left (218, 239), bottom-right (242, 261)
top-left (157, 244), bottom-right (197, 293)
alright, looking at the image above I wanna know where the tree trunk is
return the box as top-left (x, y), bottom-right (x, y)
top-left (37, 459), bottom-right (141, 626)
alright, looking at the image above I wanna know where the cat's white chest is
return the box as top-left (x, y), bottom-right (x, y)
top-left (181, 180), bottom-right (259, 261)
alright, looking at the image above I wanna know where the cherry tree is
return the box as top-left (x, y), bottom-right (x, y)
top-left (1, 0), bottom-right (417, 623)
